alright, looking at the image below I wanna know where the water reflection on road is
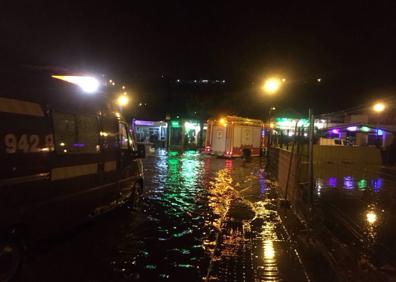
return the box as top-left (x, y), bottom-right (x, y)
top-left (17, 152), bottom-right (310, 281)
top-left (112, 152), bottom-right (309, 281)
top-left (314, 163), bottom-right (396, 267)
top-left (116, 150), bottom-right (217, 281)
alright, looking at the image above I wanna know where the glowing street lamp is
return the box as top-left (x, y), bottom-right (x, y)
top-left (117, 94), bottom-right (130, 107)
top-left (52, 75), bottom-right (100, 94)
top-left (262, 77), bottom-right (282, 95)
top-left (373, 102), bottom-right (386, 113)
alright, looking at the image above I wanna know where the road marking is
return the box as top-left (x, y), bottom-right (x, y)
top-left (0, 97), bottom-right (44, 117)
top-left (51, 163), bottom-right (98, 180)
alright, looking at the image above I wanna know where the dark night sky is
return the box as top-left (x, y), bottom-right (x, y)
top-left (1, 1), bottom-right (396, 119)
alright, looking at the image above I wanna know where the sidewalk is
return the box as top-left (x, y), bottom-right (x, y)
top-left (206, 178), bottom-right (314, 281)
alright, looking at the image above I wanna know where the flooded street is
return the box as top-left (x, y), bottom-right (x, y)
top-left (15, 152), bottom-right (312, 281)
top-left (314, 164), bottom-right (396, 278)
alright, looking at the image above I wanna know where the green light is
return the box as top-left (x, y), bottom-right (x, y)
top-left (274, 117), bottom-right (309, 129)
top-left (184, 121), bottom-right (200, 131)
top-left (168, 151), bottom-right (179, 156)
top-left (297, 119), bottom-right (309, 127)
top-left (177, 264), bottom-right (194, 268)
top-left (358, 179), bottom-right (367, 189)
top-left (171, 121), bottom-right (180, 128)
top-left (360, 126), bottom-right (371, 132)
top-left (183, 150), bottom-right (196, 156)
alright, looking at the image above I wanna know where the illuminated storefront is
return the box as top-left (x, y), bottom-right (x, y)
top-left (325, 124), bottom-right (394, 147)
top-left (133, 120), bottom-right (167, 147)
top-left (168, 119), bottom-right (206, 151)
top-left (270, 117), bottom-right (327, 136)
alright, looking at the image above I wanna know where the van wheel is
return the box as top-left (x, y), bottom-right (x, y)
top-left (0, 239), bottom-right (22, 282)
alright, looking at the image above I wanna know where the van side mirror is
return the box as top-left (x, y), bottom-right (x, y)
top-left (137, 144), bottom-right (146, 158)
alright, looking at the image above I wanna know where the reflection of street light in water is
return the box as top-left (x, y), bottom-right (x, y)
top-left (264, 240), bottom-right (275, 260)
top-left (366, 211), bottom-right (377, 224)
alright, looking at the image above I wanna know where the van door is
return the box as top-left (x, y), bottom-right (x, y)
top-left (0, 97), bottom-right (52, 236)
top-left (211, 125), bottom-right (226, 155)
top-left (47, 111), bottom-right (103, 229)
top-left (98, 115), bottom-right (119, 208)
top-left (118, 122), bottom-right (140, 202)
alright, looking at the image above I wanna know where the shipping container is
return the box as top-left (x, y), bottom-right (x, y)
top-left (204, 116), bottom-right (263, 157)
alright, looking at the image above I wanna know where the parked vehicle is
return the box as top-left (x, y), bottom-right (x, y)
top-left (319, 137), bottom-right (347, 146)
top-left (204, 116), bottom-right (263, 157)
top-left (0, 68), bottom-right (145, 281)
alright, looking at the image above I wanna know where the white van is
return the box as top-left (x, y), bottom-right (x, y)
top-left (319, 137), bottom-right (346, 146)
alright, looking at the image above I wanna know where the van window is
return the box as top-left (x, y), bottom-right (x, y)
top-left (76, 115), bottom-right (99, 153)
top-left (53, 112), bottom-right (76, 153)
top-left (101, 117), bottom-right (118, 150)
top-left (53, 112), bottom-right (99, 154)
top-left (128, 129), bottom-right (137, 151)
top-left (119, 123), bottom-right (129, 149)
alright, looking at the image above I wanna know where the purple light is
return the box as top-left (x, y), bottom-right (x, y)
top-left (135, 120), bottom-right (155, 126)
top-left (259, 173), bottom-right (266, 197)
top-left (331, 128), bottom-right (340, 134)
top-left (73, 143), bottom-right (85, 147)
top-left (371, 178), bottom-right (383, 192)
top-left (327, 177), bottom-right (337, 188)
top-left (347, 126), bottom-right (358, 132)
top-left (377, 129), bottom-right (383, 136)
top-left (343, 176), bottom-right (354, 190)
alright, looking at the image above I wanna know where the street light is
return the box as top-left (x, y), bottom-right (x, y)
top-left (260, 76), bottom-right (284, 159)
top-left (372, 101), bottom-right (386, 147)
top-left (373, 102), bottom-right (386, 113)
top-left (117, 94), bottom-right (130, 107)
top-left (262, 77), bottom-right (282, 95)
top-left (52, 75), bottom-right (100, 94)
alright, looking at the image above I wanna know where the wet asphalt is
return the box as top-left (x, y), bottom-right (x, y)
top-left (15, 152), bottom-right (312, 282)
top-left (313, 163), bottom-right (396, 280)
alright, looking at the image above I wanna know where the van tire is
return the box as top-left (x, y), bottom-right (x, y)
top-left (0, 239), bottom-right (23, 282)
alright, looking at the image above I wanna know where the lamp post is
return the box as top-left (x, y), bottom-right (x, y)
top-left (372, 101), bottom-right (387, 148)
top-left (262, 77), bottom-right (283, 159)
top-left (267, 107), bottom-right (276, 153)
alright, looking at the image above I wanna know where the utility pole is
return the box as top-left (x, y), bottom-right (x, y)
top-left (266, 107), bottom-right (276, 163)
top-left (284, 120), bottom-right (299, 203)
top-left (308, 108), bottom-right (314, 208)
